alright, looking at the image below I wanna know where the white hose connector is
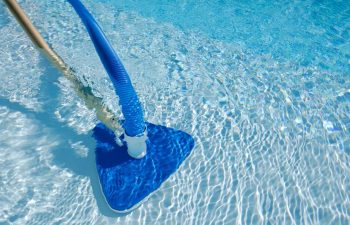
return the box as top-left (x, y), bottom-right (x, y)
top-left (124, 129), bottom-right (148, 159)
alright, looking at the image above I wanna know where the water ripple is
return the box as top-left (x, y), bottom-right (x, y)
top-left (1, 0), bottom-right (350, 224)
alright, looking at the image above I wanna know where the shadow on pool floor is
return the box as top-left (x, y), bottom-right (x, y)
top-left (0, 54), bottom-right (129, 218)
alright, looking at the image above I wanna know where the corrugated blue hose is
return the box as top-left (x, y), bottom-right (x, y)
top-left (68, 0), bottom-right (145, 137)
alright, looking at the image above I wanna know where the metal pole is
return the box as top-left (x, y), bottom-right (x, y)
top-left (3, 0), bottom-right (121, 132)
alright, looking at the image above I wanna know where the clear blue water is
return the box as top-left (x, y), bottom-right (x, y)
top-left (1, 0), bottom-right (350, 224)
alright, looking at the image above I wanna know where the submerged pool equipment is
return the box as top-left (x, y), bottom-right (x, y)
top-left (67, 0), bottom-right (194, 212)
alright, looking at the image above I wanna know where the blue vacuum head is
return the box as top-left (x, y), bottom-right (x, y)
top-left (93, 122), bottom-right (194, 211)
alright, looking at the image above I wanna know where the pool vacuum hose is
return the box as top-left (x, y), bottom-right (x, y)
top-left (68, 0), bottom-right (147, 159)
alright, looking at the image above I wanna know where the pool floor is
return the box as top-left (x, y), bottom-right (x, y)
top-left (0, 0), bottom-right (350, 224)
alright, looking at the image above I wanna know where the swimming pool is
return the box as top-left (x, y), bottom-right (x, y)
top-left (1, 0), bottom-right (350, 224)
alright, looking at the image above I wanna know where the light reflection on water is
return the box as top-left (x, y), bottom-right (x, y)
top-left (0, 0), bottom-right (350, 224)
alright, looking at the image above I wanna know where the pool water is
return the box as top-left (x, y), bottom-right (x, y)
top-left (1, 0), bottom-right (350, 224)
